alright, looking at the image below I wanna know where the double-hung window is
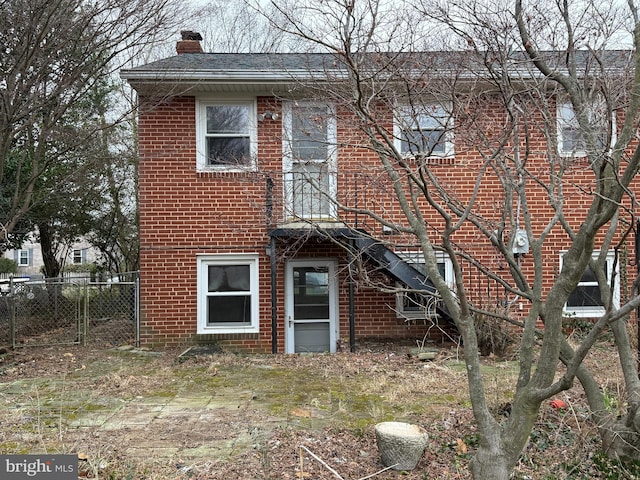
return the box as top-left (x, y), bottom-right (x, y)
top-left (562, 251), bottom-right (619, 317)
top-left (557, 99), bottom-right (614, 156)
top-left (73, 249), bottom-right (86, 264)
top-left (395, 103), bottom-right (454, 158)
top-left (16, 249), bottom-right (30, 267)
top-left (395, 251), bottom-right (453, 319)
top-left (197, 100), bottom-right (257, 171)
top-left (197, 254), bottom-right (260, 334)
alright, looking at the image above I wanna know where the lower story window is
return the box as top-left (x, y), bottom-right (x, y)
top-left (562, 250), bottom-right (619, 318)
top-left (395, 251), bottom-right (453, 319)
top-left (73, 249), bottom-right (86, 264)
top-left (17, 249), bottom-right (30, 266)
top-left (197, 254), bottom-right (259, 334)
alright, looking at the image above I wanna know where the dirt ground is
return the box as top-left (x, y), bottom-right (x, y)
top-left (0, 339), bottom-right (637, 479)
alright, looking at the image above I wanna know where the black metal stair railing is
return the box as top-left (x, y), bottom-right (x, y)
top-left (346, 233), bottom-right (452, 321)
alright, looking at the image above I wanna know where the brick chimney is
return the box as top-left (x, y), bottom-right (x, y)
top-left (176, 31), bottom-right (203, 54)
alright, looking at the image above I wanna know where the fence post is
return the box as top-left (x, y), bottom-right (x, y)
top-left (82, 283), bottom-right (88, 346)
top-left (135, 275), bottom-right (140, 347)
top-left (9, 278), bottom-right (16, 348)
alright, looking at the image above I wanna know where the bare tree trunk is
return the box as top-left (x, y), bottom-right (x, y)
top-left (470, 446), bottom-right (516, 480)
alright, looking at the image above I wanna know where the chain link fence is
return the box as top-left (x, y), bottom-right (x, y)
top-left (0, 273), bottom-right (139, 348)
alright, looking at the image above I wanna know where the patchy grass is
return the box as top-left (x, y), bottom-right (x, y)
top-left (0, 341), bottom-right (634, 479)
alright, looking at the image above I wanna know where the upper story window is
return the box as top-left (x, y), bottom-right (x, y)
top-left (196, 254), bottom-right (260, 334)
top-left (395, 251), bottom-right (453, 319)
top-left (196, 99), bottom-right (257, 171)
top-left (557, 99), bottom-right (615, 157)
top-left (561, 250), bottom-right (619, 318)
top-left (395, 103), bottom-right (454, 158)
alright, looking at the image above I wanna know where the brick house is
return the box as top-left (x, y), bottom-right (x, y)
top-left (121, 34), bottom-right (636, 352)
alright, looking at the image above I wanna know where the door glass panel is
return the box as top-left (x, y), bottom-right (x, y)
top-left (294, 322), bottom-right (330, 353)
top-left (292, 106), bottom-right (328, 161)
top-left (293, 266), bottom-right (329, 319)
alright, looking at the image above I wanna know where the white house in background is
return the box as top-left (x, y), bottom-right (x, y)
top-left (2, 236), bottom-right (103, 277)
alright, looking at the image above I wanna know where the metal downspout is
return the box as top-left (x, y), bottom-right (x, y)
top-left (348, 251), bottom-right (356, 352)
top-left (270, 236), bottom-right (278, 354)
top-left (635, 220), bottom-right (640, 370)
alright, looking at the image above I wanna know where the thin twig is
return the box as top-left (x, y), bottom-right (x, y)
top-left (358, 463), bottom-right (400, 480)
top-left (299, 445), bottom-right (400, 480)
top-left (300, 445), bottom-right (344, 479)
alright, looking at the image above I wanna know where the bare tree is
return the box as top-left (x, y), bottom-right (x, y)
top-left (0, 0), bottom-right (186, 253)
top-left (260, 0), bottom-right (640, 477)
top-left (194, 0), bottom-right (301, 53)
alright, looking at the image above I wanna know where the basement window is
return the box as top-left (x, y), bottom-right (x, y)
top-left (561, 250), bottom-right (619, 318)
top-left (197, 254), bottom-right (259, 334)
top-left (395, 251), bottom-right (453, 319)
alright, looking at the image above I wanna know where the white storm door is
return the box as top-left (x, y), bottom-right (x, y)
top-left (285, 260), bottom-right (338, 354)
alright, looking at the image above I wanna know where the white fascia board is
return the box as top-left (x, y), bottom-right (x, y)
top-left (120, 69), bottom-right (344, 82)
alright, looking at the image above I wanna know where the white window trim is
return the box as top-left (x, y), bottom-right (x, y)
top-left (282, 100), bottom-right (338, 220)
top-left (395, 251), bottom-right (453, 319)
top-left (394, 102), bottom-right (454, 159)
top-left (196, 254), bottom-right (260, 334)
top-left (557, 100), bottom-right (616, 157)
top-left (72, 248), bottom-right (85, 264)
top-left (561, 250), bottom-right (619, 318)
top-left (196, 98), bottom-right (258, 172)
top-left (17, 249), bottom-right (29, 266)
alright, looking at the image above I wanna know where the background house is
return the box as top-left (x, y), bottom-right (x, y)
top-left (121, 34), bottom-right (635, 353)
top-left (2, 236), bottom-right (104, 278)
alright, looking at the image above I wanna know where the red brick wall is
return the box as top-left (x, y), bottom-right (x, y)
top-left (136, 94), bottom-right (638, 350)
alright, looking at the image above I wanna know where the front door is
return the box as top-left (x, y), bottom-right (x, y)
top-left (285, 260), bottom-right (337, 353)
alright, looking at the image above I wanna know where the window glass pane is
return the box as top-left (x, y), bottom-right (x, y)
top-left (207, 105), bottom-right (249, 134)
top-left (416, 110), bottom-right (446, 129)
top-left (566, 265), bottom-right (607, 307)
top-left (206, 137), bottom-right (250, 165)
top-left (558, 103), bottom-right (577, 126)
top-left (292, 106), bottom-right (328, 160)
top-left (207, 296), bottom-right (251, 324)
top-left (559, 101), bottom-right (609, 153)
top-left (561, 127), bottom-right (583, 153)
top-left (400, 105), bottom-right (448, 155)
top-left (398, 254), bottom-right (447, 315)
top-left (401, 129), bottom-right (445, 154)
top-left (208, 265), bottom-right (250, 292)
top-left (567, 285), bottom-right (602, 307)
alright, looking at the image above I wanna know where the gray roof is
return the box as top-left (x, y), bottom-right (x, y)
top-left (120, 50), bottom-right (634, 95)
top-left (123, 52), bottom-right (338, 74)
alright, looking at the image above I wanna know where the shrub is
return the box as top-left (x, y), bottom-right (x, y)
top-left (475, 311), bottom-right (514, 357)
top-left (0, 258), bottom-right (18, 274)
